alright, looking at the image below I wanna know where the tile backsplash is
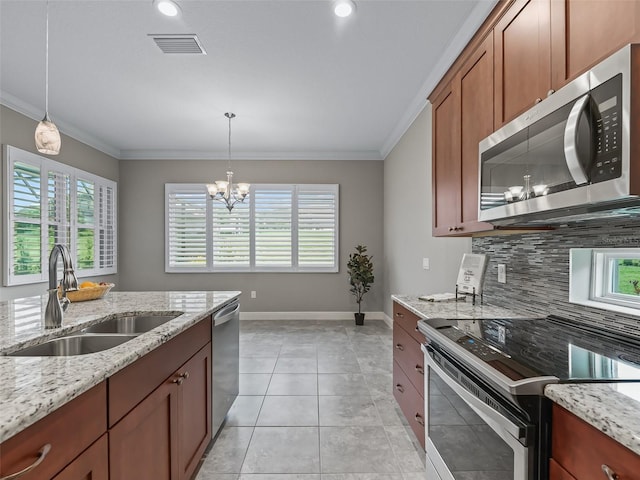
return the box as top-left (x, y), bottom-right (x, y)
top-left (472, 217), bottom-right (640, 339)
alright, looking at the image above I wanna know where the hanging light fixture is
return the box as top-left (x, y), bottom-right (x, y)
top-left (206, 113), bottom-right (250, 212)
top-left (35, 0), bottom-right (61, 155)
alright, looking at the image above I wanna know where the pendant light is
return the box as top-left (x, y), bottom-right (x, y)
top-left (35, 0), bottom-right (61, 155)
top-left (206, 113), bottom-right (250, 212)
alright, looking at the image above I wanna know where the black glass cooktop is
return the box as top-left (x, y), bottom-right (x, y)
top-left (420, 316), bottom-right (640, 383)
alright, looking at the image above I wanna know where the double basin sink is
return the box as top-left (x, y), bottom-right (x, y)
top-left (7, 314), bottom-right (180, 357)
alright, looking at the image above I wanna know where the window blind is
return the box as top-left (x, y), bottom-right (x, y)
top-left (4, 145), bottom-right (118, 286)
top-left (165, 183), bottom-right (338, 272)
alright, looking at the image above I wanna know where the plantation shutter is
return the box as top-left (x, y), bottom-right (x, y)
top-left (167, 186), bottom-right (208, 268)
top-left (298, 185), bottom-right (338, 269)
top-left (254, 186), bottom-right (293, 268)
top-left (98, 184), bottom-right (116, 269)
top-left (212, 200), bottom-right (250, 268)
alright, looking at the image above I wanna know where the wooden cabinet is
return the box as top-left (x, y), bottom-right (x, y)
top-left (551, 0), bottom-right (640, 89)
top-left (550, 403), bottom-right (640, 480)
top-left (53, 434), bottom-right (109, 480)
top-left (432, 34), bottom-right (495, 236)
top-left (0, 382), bottom-right (107, 480)
top-left (392, 301), bottom-right (425, 449)
top-left (109, 321), bottom-right (212, 480)
top-left (494, 0), bottom-right (551, 128)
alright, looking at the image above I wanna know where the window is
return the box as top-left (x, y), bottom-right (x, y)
top-left (4, 145), bottom-right (117, 286)
top-left (569, 248), bottom-right (640, 316)
top-left (166, 183), bottom-right (339, 272)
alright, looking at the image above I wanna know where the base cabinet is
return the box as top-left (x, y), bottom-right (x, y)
top-left (392, 302), bottom-right (425, 449)
top-left (550, 404), bottom-right (640, 480)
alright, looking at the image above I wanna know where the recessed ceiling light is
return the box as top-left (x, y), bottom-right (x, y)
top-left (334, 0), bottom-right (356, 18)
top-left (153, 0), bottom-right (181, 17)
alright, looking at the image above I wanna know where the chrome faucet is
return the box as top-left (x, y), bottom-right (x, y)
top-left (45, 244), bottom-right (79, 329)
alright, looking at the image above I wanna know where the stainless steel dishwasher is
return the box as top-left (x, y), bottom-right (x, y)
top-left (212, 299), bottom-right (240, 435)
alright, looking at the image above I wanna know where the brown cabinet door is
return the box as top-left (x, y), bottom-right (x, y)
top-left (494, 0), bottom-right (551, 127)
top-left (392, 361), bottom-right (425, 449)
top-left (432, 83), bottom-right (461, 236)
top-left (549, 458), bottom-right (577, 480)
top-left (458, 33), bottom-right (496, 234)
top-left (177, 345), bottom-right (212, 480)
top-left (109, 379), bottom-right (179, 480)
top-left (52, 435), bottom-right (109, 480)
top-left (551, 0), bottom-right (640, 89)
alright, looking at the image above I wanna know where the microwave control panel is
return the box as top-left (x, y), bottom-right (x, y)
top-left (591, 74), bottom-right (622, 184)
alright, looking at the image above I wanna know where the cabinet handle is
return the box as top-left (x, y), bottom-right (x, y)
top-left (179, 371), bottom-right (190, 380)
top-left (395, 312), bottom-right (404, 318)
top-left (547, 89), bottom-right (555, 97)
top-left (415, 413), bottom-right (425, 426)
top-left (395, 384), bottom-right (405, 393)
top-left (535, 97), bottom-right (542, 104)
top-left (448, 227), bottom-right (455, 232)
top-left (415, 326), bottom-right (419, 332)
top-left (415, 365), bottom-right (424, 375)
top-left (601, 465), bottom-right (619, 480)
top-left (172, 377), bottom-right (184, 385)
top-left (0, 444), bottom-right (51, 480)
top-left (395, 343), bottom-right (404, 351)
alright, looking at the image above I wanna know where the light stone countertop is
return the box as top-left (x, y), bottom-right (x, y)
top-left (545, 383), bottom-right (640, 456)
top-left (392, 294), bottom-right (640, 457)
top-left (0, 290), bottom-right (240, 443)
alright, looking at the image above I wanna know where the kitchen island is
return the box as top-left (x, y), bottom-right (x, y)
top-left (0, 290), bottom-right (240, 443)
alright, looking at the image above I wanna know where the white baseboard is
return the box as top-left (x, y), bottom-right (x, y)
top-left (240, 311), bottom-right (386, 321)
top-left (382, 313), bottom-right (393, 328)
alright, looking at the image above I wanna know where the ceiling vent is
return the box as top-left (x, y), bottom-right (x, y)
top-left (149, 34), bottom-right (206, 54)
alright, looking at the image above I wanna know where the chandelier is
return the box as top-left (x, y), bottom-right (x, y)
top-left (35, 0), bottom-right (61, 155)
top-left (206, 113), bottom-right (250, 212)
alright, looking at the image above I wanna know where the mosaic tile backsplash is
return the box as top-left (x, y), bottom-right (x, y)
top-left (472, 217), bottom-right (640, 339)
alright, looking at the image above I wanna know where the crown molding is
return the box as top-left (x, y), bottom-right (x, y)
top-left (379, 0), bottom-right (499, 160)
top-left (119, 149), bottom-right (383, 161)
top-left (1, 91), bottom-right (121, 159)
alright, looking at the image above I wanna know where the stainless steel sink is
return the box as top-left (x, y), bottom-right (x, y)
top-left (7, 334), bottom-right (138, 357)
top-left (81, 314), bottom-right (179, 334)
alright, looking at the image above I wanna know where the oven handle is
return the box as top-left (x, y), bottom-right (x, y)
top-left (422, 344), bottom-right (529, 446)
top-left (563, 93), bottom-right (591, 186)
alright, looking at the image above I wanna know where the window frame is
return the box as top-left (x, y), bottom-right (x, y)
top-left (569, 247), bottom-right (640, 316)
top-left (3, 145), bottom-right (118, 286)
top-left (165, 183), bottom-right (339, 273)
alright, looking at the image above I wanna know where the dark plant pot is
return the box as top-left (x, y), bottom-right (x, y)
top-left (355, 313), bottom-right (365, 326)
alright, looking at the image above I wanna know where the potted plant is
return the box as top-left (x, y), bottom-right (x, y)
top-left (347, 244), bottom-right (374, 325)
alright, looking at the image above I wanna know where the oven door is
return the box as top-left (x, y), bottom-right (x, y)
top-left (422, 343), bottom-right (535, 480)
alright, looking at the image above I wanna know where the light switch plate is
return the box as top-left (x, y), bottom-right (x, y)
top-left (423, 258), bottom-right (430, 270)
top-left (498, 264), bottom-right (506, 284)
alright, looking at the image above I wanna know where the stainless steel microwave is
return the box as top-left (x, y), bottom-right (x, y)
top-left (478, 45), bottom-right (638, 225)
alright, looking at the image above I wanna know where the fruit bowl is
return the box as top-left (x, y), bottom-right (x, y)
top-left (59, 283), bottom-right (115, 302)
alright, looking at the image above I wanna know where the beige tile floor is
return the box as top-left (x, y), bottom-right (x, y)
top-left (196, 319), bottom-right (425, 480)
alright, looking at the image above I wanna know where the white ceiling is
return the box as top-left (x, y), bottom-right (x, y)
top-left (0, 0), bottom-right (496, 160)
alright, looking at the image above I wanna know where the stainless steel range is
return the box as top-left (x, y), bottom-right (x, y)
top-left (417, 316), bottom-right (640, 480)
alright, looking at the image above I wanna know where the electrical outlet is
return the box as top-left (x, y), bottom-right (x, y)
top-left (422, 257), bottom-right (430, 270)
top-left (498, 325), bottom-right (506, 344)
top-left (497, 264), bottom-right (506, 284)
top-left (251, 291), bottom-right (257, 299)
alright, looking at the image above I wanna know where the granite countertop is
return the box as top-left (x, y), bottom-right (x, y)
top-left (391, 294), bottom-right (533, 320)
top-left (545, 383), bottom-right (640, 456)
top-left (392, 295), bottom-right (640, 457)
top-left (0, 290), bottom-right (240, 443)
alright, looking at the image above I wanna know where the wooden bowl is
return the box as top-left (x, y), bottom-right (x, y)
top-left (59, 283), bottom-right (115, 302)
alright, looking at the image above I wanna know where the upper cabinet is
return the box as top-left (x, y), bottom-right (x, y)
top-left (494, 0), bottom-right (551, 128)
top-left (430, 0), bottom-right (640, 237)
top-left (551, 0), bottom-right (640, 89)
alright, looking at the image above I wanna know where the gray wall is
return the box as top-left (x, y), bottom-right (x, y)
top-left (0, 106), bottom-right (120, 300)
top-left (118, 159), bottom-right (384, 313)
top-left (474, 217), bottom-right (640, 339)
top-left (382, 103), bottom-right (471, 318)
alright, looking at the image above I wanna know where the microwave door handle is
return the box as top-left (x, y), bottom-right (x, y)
top-left (563, 93), bottom-right (591, 185)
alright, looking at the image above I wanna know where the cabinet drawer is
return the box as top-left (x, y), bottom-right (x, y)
top-left (109, 316), bottom-right (212, 427)
top-left (393, 302), bottom-right (423, 343)
top-left (393, 360), bottom-right (425, 449)
top-left (551, 404), bottom-right (640, 480)
top-left (53, 434), bottom-right (108, 480)
top-left (0, 382), bottom-right (107, 480)
top-left (393, 323), bottom-right (425, 393)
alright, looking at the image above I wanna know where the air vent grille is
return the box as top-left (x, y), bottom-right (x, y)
top-left (149, 34), bottom-right (206, 55)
